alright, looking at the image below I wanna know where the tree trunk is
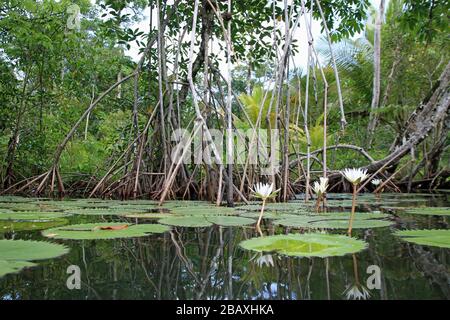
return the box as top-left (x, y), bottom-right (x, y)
top-left (367, 0), bottom-right (385, 145)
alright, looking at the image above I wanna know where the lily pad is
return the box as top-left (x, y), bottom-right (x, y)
top-left (274, 212), bottom-right (392, 230)
top-left (207, 216), bottom-right (256, 227)
top-left (394, 229), bottom-right (450, 248)
top-left (0, 219), bottom-right (69, 232)
top-left (169, 206), bottom-right (237, 216)
top-left (403, 207), bottom-right (450, 216)
top-left (158, 216), bottom-right (213, 228)
top-left (0, 203), bottom-right (57, 212)
top-left (0, 212), bottom-right (69, 221)
top-left (0, 239), bottom-right (69, 277)
top-left (161, 200), bottom-right (210, 208)
top-left (239, 233), bottom-right (367, 258)
top-left (0, 260), bottom-right (35, 278)
top-left (123, 212), bottom-right (180, 219)
top-left (237, 202), bottom-right (307, 212)
top-left (42, 222), bottom-right (170, 240)
top-left (65, 208), bottom-right (146, 216)
top-left (238, 211), bottom-right (299, 220)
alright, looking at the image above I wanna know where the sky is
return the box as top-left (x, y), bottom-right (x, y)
top-left (123, 0), bottom-right (386, 77)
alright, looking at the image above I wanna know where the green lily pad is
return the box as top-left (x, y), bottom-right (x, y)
top-left (238, 211), bottom-right (299, 220)
top-left (239, 233), bottom-right (367, 258)
top-left (0, 260), bottom-right (36, 278)
top-left (161, 201), bottom-right (211, 208)
top-left (0, 203), bottom-right (57, 212)
top-left (0, 212), bottom-right (69, 221)
top-left (395, 229), bottom-right (450, 248)
top-left (65, 208), bottom-right (146, 216)
top-left (237, 202), bottom-right (307, 212)
top-left (158, 216), bottom-right (213, 228)
top-left (403, 207), bottom-right (450, 216)
top-left (0, 218), bottom-right (69, 232)
top-left (207, 216), bottom-right (256, 226)
top-left (274, 212), bottom-right (392, 230)
top-left (42, 222), bottom-right (170, 240)
top-left (169, 206), bottom-right (237, 216)
top-left (0, 239), bottom-right (69, 277)
top-left (123, 212), bottom-right (180, 219)
top-left (0, 239), bottom-right (69, 261)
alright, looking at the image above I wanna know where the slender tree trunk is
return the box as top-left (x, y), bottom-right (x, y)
top-left (367, 0), bottom-right (385, 145)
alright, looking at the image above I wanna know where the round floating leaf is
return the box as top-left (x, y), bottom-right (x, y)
top-left (308, 219), bottom-right (392, 229)
top-left (403, 207), bottom-right (450, 216)
top-left (0, 239), bottom-right (68, 278)
top-left (42, 222), bottom-right (170, 240)
top-left (169, 206), bottom-right (237, 216)
top-left (158, 216), bottom-right (212, 228)
top-left (207, 216), bottom-right (255, 226)
top-left (275, 212), bottom-right (392, 230)
top-left (162, 201), bottom-right (211, 209)
top-left (239, 233), bottom-right (367, 258)
top-left (0, 260), bottom-right (36, 277)
top-left (123, 213), bottom-right (181, 219)
top-left (395, 229), bottom-right (450, 248)
top-left (0, 239), bottom-right (69, 261)
top-left (237, 202), bottom-right (307, 212)
top-left (238, 211), bottom-right (299, 220)
top-left (0, 212), bottom-right (69, 221)
top-left (65, 208), bottom-right (146, 216)
top-left (0, 203), bottom-right (56, 212)
top-left (0, 218), bottom-right (69, 233)
top-left (111, 205), bottom-right (158, 211)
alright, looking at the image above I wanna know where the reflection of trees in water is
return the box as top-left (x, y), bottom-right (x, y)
top-left (0, 227), bottom-right (449, 299)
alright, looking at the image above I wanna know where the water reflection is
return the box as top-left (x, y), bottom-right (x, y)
top-left (0, 195), bottom-right (449, 300)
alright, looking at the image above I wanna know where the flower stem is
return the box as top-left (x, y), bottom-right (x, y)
top-left (256, 199), bottom-right (266, 234)
top-left (315, 195), bottom-right (321, 213)
top-left (348, 184), bottom-right (357, 236)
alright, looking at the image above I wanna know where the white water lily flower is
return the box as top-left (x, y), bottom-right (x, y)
top-left (313, 177), bottom-right (328, 195)
top-left (256, 254), bottom-right (274, 268)
top-left (344, 284), bottom-right (371, 300)
top-left (251, 183), bottom-right (280, 200)
top-left (341, 168), bottom-right (369, 185)
top-left (371, 178), bottom-right (382, 186)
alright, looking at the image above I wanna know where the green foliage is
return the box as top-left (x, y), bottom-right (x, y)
top-left (43, 222), bottom-right (170, 240)
top-left (239, 233), bottom-right (368, 258)
top-left (395, 229), bottom-right (450, 248)
top-left (404, 207), bottom-right (450, 216)
top-left (274, 212), bottom-right (392, 230)
top-left (0, 239), bottom-right (69, 277)
top-left (158, 216), bottom-right (213, 228)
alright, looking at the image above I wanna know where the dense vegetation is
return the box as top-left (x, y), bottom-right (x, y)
top-left (0, 0), bottom-right (448, 202)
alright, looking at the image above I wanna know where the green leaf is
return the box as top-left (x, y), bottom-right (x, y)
top-left (0, 212), bottom-right (69, 221)
top-left (404, 207), bottom-right (450, 216)
top-left (274, 212), bottom-right (392, 229)
top-left (0, 260), bottom-right (36, 278)
top-left (207, 216), bottom-right (256, 227)
top-left (169, 206), bottom-right (238, 216)
top-left (0, 239), bottom-right (69, 261)
top-left (0, 219), bottom-right (69, 233)
top-left (42, 223), bottom-right (170, 240)
top-left (239, 233), bottom-right (367, 258)
top-left (395, 229), bottom-right (450, 248)
top-left (158, 216), bottom-right (213, 228)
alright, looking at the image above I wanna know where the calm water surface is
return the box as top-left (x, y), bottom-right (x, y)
top-left (0, 193), bottom-right (449, 300)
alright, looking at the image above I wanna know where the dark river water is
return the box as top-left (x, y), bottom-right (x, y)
top-left (0, 193), bottom-right (449, 300)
